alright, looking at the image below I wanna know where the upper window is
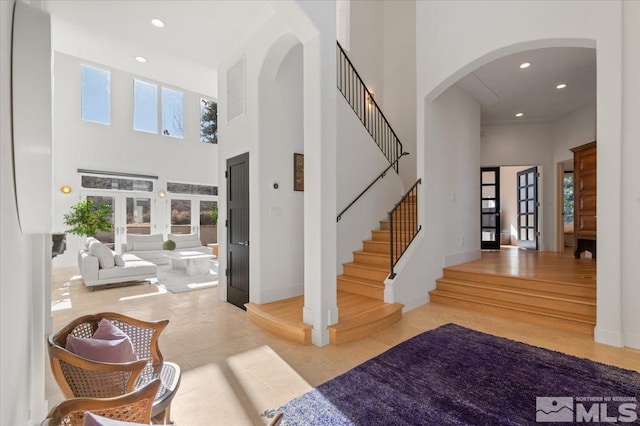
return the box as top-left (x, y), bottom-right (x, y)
top-left (200, 98), bottom-right (218, 144)
top-left (134, 80), bottom-right (158, 133)
top-left (81, 175), bottom-right (154, 192)
top-left (162, 88), bottom-right (183, 138)
top-left (81, 65), bottom-right (110, 125)
top-left (167, 182), bottom-right (217, 196)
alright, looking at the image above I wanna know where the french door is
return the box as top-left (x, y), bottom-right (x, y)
top-left (83, 191), bottom-right (155, 252)
top-left (517, 166), bottom-right (539, 250)
top-left (166, 197), bottom-right (217, 244)
top-left (480, 167), bottom-right (501, 250)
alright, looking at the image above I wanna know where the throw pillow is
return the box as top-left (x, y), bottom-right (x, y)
top-left (83, 412), bottom-right (146, 426)
top-left (169, 233), bottom-right (201, 249)
top-left (65, 319), bottom-right (137, 363)
top-left (88, 240), bottom-right (115, 269)
top-left (113, 252), bottom-right (125, 267)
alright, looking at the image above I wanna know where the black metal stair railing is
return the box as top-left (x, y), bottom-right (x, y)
top-left (389, 179), bottom-right (422, 279)
top-left (337, 41), bottom-right (403, 173)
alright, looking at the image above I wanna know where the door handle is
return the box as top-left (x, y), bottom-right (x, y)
top-left (238, 241), bottom-right (250, 247)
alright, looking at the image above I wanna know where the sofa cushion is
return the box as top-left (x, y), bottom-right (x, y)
top-left (98, 260), bottom-right (156, 280)
top-left (65, 319), bottom-right (137, 363)
top-left (88, 240), bottom-right (115, 269)
top-left (83, 412), bottom-right (146, 426)
top-left (126, 234), bottom-right (163, 251)
top-left (169, 233), bottom-right (201, 249)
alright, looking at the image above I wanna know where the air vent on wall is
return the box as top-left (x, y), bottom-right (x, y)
top-left (226, 57), bottom-right (245, 122)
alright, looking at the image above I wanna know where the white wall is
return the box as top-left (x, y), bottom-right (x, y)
top-left (621, 1), bottom-right (640, 349)
top-left (499, 166), bottom-right (532, 245)
top-left (337, 94), bottom-right (404, 273)
top-left (416, 0), bottom-right (625, 347)
top-left (257, 42), bottom-right (305, 303)
top-left (481, 123), bottom-right (552, 250)
top-left (1, 1), bottom-right (48, 423)
top-left (382, 0), bottom-right (417, 190)
top-left (347, 0), bottom-right (384, 101)
top-left (391, 84), bottom-right (481, 310)
top-left (52, 52), bottom-right (218, 267)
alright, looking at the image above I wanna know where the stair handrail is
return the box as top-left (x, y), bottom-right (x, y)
top-left (337, 41), bottom-right (404, 173)
top-left (337, 152), bottom-right (409, 222)
top-left (389, 179), bottom-right (422, 279)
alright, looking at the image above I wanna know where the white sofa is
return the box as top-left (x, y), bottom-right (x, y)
top-left (78, 238), bottom-right (157, 288)
top-left (121, 233), bottom-right (212, 265)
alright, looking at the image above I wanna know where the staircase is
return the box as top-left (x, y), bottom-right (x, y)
top-left (430, 263), bottom-right (596, 335)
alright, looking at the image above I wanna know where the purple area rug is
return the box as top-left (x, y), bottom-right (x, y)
top-left (265, 324), bottom-right (640, 425)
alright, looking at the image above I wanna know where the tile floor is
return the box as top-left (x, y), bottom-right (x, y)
top-left (48, 267), bottom-right (640, 425)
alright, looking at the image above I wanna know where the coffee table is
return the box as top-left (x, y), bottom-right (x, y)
top-left (163, 250), bottom-right (214, 277)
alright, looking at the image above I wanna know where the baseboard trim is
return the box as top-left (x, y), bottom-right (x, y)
top-left (624, 330), bottom-right (640, 350)
top-left (443, 250), bottom-right (481, 268)
top-left (401, 294), bottom-right (430, 313)
top-left (594, 325), bottom-right (624, 347)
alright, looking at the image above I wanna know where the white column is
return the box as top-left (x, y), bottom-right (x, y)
top-left (299, 2), bottom-right (338, 346)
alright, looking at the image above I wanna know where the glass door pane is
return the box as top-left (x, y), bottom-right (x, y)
top-left (199, 200), bottom-right (217, 245)
top-left (86, 195), bottom-right (115, 249)
top-left (170, 199), bottom-right (192, 234)
top-left (126, 197), bottom-right (151, 236)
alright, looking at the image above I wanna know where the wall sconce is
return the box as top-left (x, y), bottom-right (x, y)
top-left (158, 190), bottom-right (166, 198)
top-left (60, 185), bottom-right (72, 195)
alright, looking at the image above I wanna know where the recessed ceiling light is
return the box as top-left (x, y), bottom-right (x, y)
top-left (519, 62), bottom-right (531, 69)
top-left (556, 83), bottom-right (567, 89)
top-left (151, 18), bottom-right (165, 28)
top-left (515, 113), bottom-right (524, 118)
top-left (135, 56), bottom-right (146, 63)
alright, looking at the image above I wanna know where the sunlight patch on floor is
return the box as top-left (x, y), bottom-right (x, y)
top-left (226, 345), bottom-right (312, 414)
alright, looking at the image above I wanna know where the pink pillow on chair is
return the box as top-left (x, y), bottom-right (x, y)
top-left (66, 319), bottom-right (137, 363)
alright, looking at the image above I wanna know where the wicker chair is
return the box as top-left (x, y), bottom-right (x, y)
top-left (48, 313), bottom-right (181, 425)
top-left (42, 379), bottom-right (161, 426)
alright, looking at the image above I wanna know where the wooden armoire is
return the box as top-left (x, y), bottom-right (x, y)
top-left (571, 141), bottom-right (596, 259)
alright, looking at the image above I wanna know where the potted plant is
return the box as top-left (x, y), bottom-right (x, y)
top-left (63, 199), bottom-right (113, 237)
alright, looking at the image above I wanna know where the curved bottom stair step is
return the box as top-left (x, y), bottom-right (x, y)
top-left (429, 289), bottom-right (595, 335)
top-left (328, 301), bottom-right (403, 345)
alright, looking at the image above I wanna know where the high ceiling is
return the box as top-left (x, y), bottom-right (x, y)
top-left (457, 47), bottom-right (596, 125)
top-left (45, 0), bottom-right (274, 96)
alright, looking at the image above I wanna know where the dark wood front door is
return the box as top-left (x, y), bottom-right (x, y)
top-left (517, 166), bottom-right (539, 250)
top-left (481, 167), bottom-right (501, 250)
top-left (226, 152), bottom-right (250, 310)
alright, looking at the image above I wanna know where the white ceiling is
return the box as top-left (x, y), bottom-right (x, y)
top-left (457, 47), bottom-right (596, 125)
top-left (45, 0), bottom-right (274, 97)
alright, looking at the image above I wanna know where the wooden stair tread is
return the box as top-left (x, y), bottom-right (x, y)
top-left (353, 251), bottom-right (388, 259)
top-left (436, 278), bottom-right (595, 305)
top-left (429, 289), bottom-right (595, 324)
top-left (343, 262), bottom-right (389, 272)
top-left (443, 268), bottom-right (596, 288)
top-left (338, 275), bottom-right (385, 288)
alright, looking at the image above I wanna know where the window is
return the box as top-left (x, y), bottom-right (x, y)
top-left (162, 87), bottom-right (183, 138)
top-left (81, 65), bottom-right (110, 124)
top-left (563, 173), bottom-right (574, 225)
top-left (167, 182), bottom-right (217, 196)
top-left (134, 80), bottom-right (158, 133)
top-left (200, 98), bottom-right (217, 144)
top-left (81, 175), bottom-right (154, 192)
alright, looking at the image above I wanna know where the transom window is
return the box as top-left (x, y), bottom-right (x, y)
top-left (167, 182), bottom-right (217, 196)
top-left (81, 175), bottom-right (154, 192)
top-left (81, 65), bottom-right (110, 125)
